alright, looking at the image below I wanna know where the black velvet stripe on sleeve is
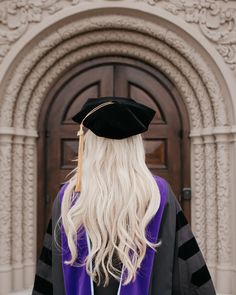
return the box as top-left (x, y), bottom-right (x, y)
top-left (191, 264), bottom-right (211, 287)
top-left (33, 275), bottom-right (53, 294)
top-left (178, 237), bottom-right (200, 260)
top-left (176, 210), bottom-right (188, 231)
top-left (46, 219), bottom-right (52, 235)
top-left (39, 247), bottom-right (52, 266)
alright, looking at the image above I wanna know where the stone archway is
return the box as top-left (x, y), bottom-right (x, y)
top-left (0, 3), bottom-right (234, 295)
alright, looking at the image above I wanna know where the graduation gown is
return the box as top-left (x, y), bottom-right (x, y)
top-left (32, 176), bottom-right (216, 295)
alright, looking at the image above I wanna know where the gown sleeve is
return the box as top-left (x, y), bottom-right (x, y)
top-left (32, 192), bottom-right (66, 295)
top-left (172, 186), bottom-right (216, 295)
top-left (149, 182), bottom-right (216, 295)
top-left (31, 218), bottom-right (53, 294)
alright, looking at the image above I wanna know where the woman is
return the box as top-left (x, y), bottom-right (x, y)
top-left (32, 97), bottom-right (216, 295)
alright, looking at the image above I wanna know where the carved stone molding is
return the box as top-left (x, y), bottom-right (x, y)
top-left (204, 136), bottom-right (217, 265)
top-left (0, 10), bottom-right (233, 294)
top-left (23, 138), bottom-right (36, 263)
top-left (141, 0), bottom-right (236, 77)
top-left (23, 35), bottom-right (202, 129)
top-left (191, 136), bottom-right (206, 256)
top-left (0, 0), bottom-right (235, 78)
top-left (12, 140), bottom-right (24, 264)
top-left (0, 0), bottom-right (63, 62)
top-left (215, 137), bottom-right (231, 264)
top-left (165, 29), bottom-right (228, 126)
top-left (0, 15), bottom-right (228, 128)
top-left (0, 140), bottom-right (12, 266)
top-left (12, 138), bottom-right (24, 290)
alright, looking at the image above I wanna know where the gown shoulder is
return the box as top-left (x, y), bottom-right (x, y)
top-left (149, 182), bottom-right (216, 295)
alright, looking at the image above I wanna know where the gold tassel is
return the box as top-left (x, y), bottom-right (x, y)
top-left (75, 124), bottom-right (84, 192)
top-left (74, 101), bottom-right (115, 192)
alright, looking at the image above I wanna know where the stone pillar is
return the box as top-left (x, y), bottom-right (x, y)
top-left (215, 133), bottom-right (232, 294)
top-left (203, 134), bottom-right (217, 283)
top-left (0, 133), bottom-right (13, 295)
top-left (23, 137), bottom-right (37, 288)
top-left (12, 135), bottom-right (24, 291)
top-left (191, 135), bottom-right (206, 256)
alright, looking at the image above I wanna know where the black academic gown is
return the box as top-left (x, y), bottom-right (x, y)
top-left (32, 182), bottom-right (216, 295)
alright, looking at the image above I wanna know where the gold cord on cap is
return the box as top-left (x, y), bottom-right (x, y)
top-left (74, 124), bottom-right (84, 192)
top-left (74, 101), bottom-right (115, 192)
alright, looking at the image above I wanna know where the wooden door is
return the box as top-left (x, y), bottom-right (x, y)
top-left (38, 57), bottom-right (190, 255)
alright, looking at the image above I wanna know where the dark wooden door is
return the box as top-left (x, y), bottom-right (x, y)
top-left (38, 57), bottom-right (190, 255)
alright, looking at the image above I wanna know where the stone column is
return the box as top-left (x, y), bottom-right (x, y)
top-left (215, 133), bottom-right (232, 294)
top-left (0, 133), bottom-right (13, 295)
top-left (12, 135), bottom-right (24, 291)
top-left (191, 135), bottom-right (206, 256)
top-left (23, 137), bottom-right (37, 288)
top-left (203, 134), bottom-right (217, 283)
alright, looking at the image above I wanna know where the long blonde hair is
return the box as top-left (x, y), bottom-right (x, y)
top-left (60, 130), bottom-right (161, 286)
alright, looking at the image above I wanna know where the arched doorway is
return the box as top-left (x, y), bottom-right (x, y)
top-left (38, 56), bottom-right (190, 254)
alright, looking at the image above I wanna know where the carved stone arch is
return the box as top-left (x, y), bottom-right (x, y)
top-left (0, 14), bottom-right (229, 128)
top-left (0, 6), bottom-right (234, 295)
top-left (25, 41), bottom-right (202, 129)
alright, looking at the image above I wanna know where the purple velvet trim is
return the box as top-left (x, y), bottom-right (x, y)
top-left (119, 175), bottom-right (167, 294)
top-left (59, 184), bottom-right (92, 295)
top-left (59, 175), bottom-right (168, 295)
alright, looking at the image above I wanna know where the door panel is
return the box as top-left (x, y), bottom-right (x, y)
top-left (37, 57), bottom-right (190, 256)
top-left (114, 64), bottom-right (181, 193)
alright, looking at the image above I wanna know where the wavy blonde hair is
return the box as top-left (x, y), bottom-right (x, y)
top-left (60, 130), bottom-right (161, 286)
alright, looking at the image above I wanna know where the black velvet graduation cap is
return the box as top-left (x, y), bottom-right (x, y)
top-left (71, 97), bottom-right (156, 192)
top-left (72, 97), bottom-right (155, 139)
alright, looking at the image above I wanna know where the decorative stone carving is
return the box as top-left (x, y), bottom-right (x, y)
top-left (1, 15), bottom-right (228, 129)
top-left (0, 139), bottom-right (12, 269)
top-left (216, 137), bottom-right (231, 264)
top-left (12, 140), bottom-right (24, 267)
top-left (0, 0), bottom-right (63, 62)
top-left (165, 29), bottom-right (228, 126)
top-left (162, 0), bottom-right (236, 76)
top-left (0, 0), bottom-right (235, 79)
top-left (11, 138), bottom-right (24, 290)
top-left (23, 138), bottom-right (36, 266)
top-left (22, 31), bottom-right (203, 129)
top-left (0, 29), bottom-right (62, 127)
top-left (204, 137), bottom-right (217, 265)
top-left (192, 137), bottom-right (206, 256)
top-left (138, 0), bottom-right (161, 5)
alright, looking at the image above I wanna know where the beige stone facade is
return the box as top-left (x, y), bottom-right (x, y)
top-left (0, 1), bottom-right (235, 294)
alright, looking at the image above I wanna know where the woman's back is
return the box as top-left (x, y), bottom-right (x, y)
top-left (32, 97), bottom-right (216, 295)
